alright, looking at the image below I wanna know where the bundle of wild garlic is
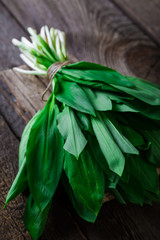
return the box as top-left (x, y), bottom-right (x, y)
top-left (5, 26), bottom-right (160, 240)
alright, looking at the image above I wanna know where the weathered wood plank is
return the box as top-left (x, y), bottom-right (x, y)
top-left (112, 0), bottom-right (160, 45)
top-left (74, 200), bottom-right (160, 240)
top-left (0, 66), bottom-right (49, 138)
top-left (0, 2), bottom-right (26, 70)
top-left (1, 0), bottom-right (160, 84)
top-left (0, 115), bottom-right (31, 240)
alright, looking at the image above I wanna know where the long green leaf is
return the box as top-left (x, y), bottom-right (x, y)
top-left (127, 76), bottom-right (160, 105)
top-left (60, 61), bottom-right (134, 87)
top-left (117, 112), bottom-right (160, 131)
top-left (120, 125), bottom-right (145, 147)
top-left (110, 189), bottom-right (126, 204)
top-left (87, 134), bottom-right (121, 189)
top-left (55, 80), bottom-right (95, 116)
top-left (5, 111), bottom-right (41, 204)
top-left (112, 81), bottom-right (160, 106)
top-left (24, 194), bottom-right (51, 240)
top-left (144, 191), bottom-right (160, 203)
top-left (64, 149), bottom-right (105, 215)
top-left (91, 113), bottom-right (125, 176)
top-left (129, 155), bottom-right (159, 194)
top-left (26, 95), bottom-right (64, 211)
top-left (61, 172), bottom-right (97, 223)
top-left (87, 135), bottom-right (111, 176)
top-left (76, 112), bottom-right (93, 134)
top-left (102, 112), bottom-right (139, 155)
top-left (57, 106), bottom-right (87, 158)
top-left (118, 175), bottom-right (144, 205)
top-left (121, 99), bottom-right (160, 120)
top-left (83, 87), bottom-right (112, 111)
top-left (19, 110), bottom-right (42, 167)
top-left (57, 73), bottom-right (121, 92)
top-left (112, 102), bottom-right (138, 113)
top-left (143, 129), bottom-right (160, 166)
top-left (5, 159), bottom-right (27, 205)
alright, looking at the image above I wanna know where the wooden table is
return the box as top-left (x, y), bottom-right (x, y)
top-left (0, 1), bottom-right (160, 239)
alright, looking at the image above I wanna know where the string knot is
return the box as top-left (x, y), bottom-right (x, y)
top-left (42, 60), bottom-right (71, 101)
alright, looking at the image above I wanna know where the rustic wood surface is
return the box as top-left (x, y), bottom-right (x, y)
top-left (0, 0), bottom-right (160, 239)
top-left (112, 0), bottom-right (160, 45)
top-left (1, 0), bottom-right (160, 81)
top-left (0, 2), bottom-right (25, 70)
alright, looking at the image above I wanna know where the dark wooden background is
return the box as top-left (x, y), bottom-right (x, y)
top-left (0, 0), bottom-right (160, 239)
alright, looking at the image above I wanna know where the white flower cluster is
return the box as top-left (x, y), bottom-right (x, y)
top-left (12, 26), bottom-right (67, 75)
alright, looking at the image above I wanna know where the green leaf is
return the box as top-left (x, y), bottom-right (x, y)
top-left (91, 112), bottom-right (125, 176)
top-left (129, 155), bottom-right (159, 194)
top-left (103, 92), bottom-right (134, 102)
top-left (112, 102), bottom-right (139, 112)
top-left (61, 172), bottom-right (97, 223)
top-left (102, 112), bottom-right (139, 155)
top-left (87, 135), bottom-right (111, 176)
top-left (26, 95), bottom-right (64, 211)
top-left (57, 106), bottom-right (87, 159)
top-left (83, 87), bottom-right (112, 111)
top-left (5, 111), bottom-right (41, 205)
top-left (144, 190), bottom-right (160, 203)
top-left (118, 175), bottom-right (144, 205)
top-left (76, 112), bottom-right (93, 134)
top-left (127, 76), bottom-right (160, 90)
top-left (143, 129), bottom-right (160, 166)
top-left (60, 61), bottom-right (134, 87)
top-left (34, 55), bottom-right (53, 68)
top-left (117, 112), bottom-right (160, 131)
top-left (64, 149), bottom-right (105, 215)
top-left (55, 80), bottom-right (95, 116)
top-left (24, 194), bottom-right (51, 240)
top-left (63, 61), bottom-right (117, 70)
top-left (120, 125), bottom-right (145, 147)
top-left (31, 33), bottom-right (58, 62)
top-left (106, 174), bottom-right (120, 189)
top-left (127, 76), bottom-right (160, 105)
top-left (19, 110), bottom-right (42, 167)
top-left (57, 72), bottom-right (121, 92)
top-left (87, 134), bottom-right (121, 189)
top-left (121, 158), bottom-right (130, 183)
top-left (121, 99), bottom-right (160, 120)
top-left (5, 159), bottom-right (27, 205)
top-left (110, 189), bottom-right (126, 204)
top-left (112, 77), bottom-right (160, 106)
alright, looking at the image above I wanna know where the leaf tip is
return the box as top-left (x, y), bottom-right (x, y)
top-left (3, 203), bottom-right (7, 209)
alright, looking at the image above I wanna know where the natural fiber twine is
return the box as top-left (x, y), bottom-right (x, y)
top-left (42, 60), bottom-right (71, 101)
top-left (42, 53), bottom-right (78, 101)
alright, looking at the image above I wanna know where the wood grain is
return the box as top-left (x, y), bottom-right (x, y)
top-left (0, 115), bottom-right (31, 240)
top-left (113, 0), bottom-right (160, 45)
top-left (76, 201), bottom-right (160, 240)
top-left (1, 0), bottom-right (160, 84)
top-left (0, 66), bottom-right (49, 138)
top-left (0, 2), bottom-right (26, 70)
